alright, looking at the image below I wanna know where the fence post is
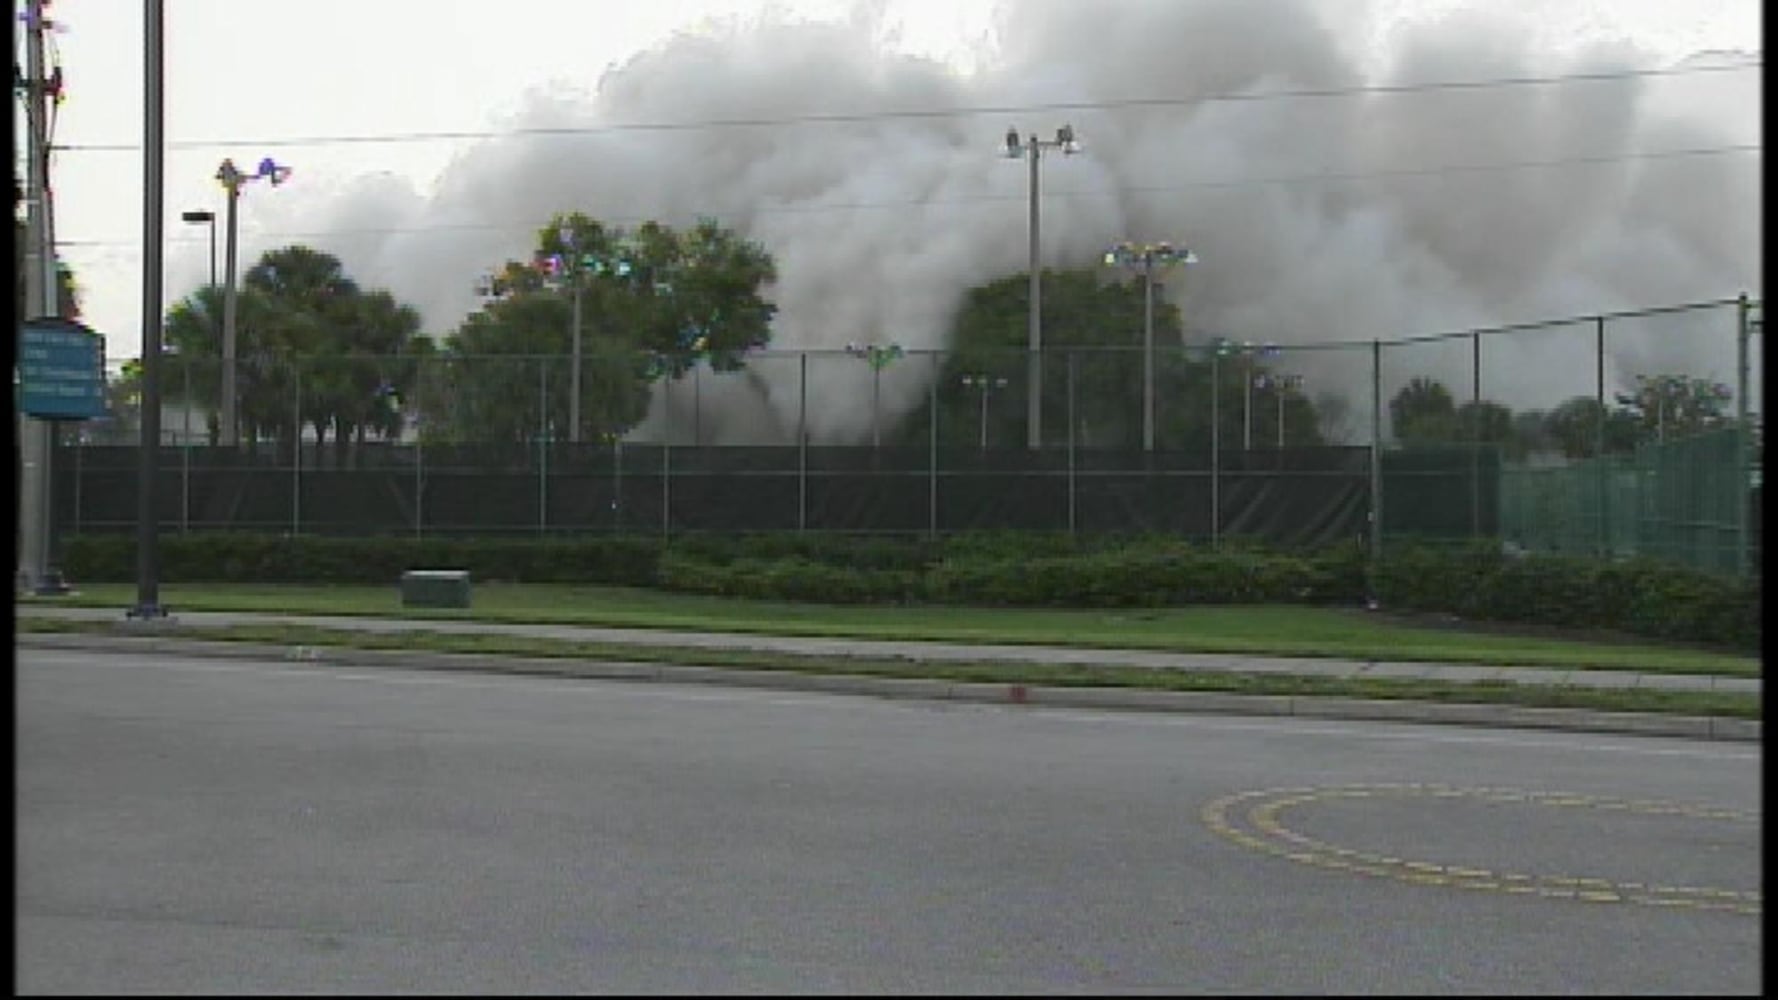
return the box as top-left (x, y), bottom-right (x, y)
top-left (1067, 349), bottom-right (1076, 534)
top-left (1595, 315), bottom-right (1607, 558)
top-left (1210, 350), bottom-right (1220, 549)
top-left (538, 356), bottom-right (548, 535)
top-left (798, 350), bottom-right (807, 532)
top-left (928, 350), bottom-right (939, 538)
top-left (71, 425), bottom-right (81, 536)
top-left (181, 355), bottom-right (190, 533)
top-left (1736, 293), bottom-right (1751, 576)
top-left (1471, 330), bottom-right (1481, 538)
top-left (1369, 339), bottom-right (1382, 594)
top-left (292, 363), bottom-right (301, 536)
top-left (613, 437), bottom-right (622, 534)
top-left (415, 424), bottom-right (424, 539)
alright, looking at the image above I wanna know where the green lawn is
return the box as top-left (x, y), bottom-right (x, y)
top-left (10, 616), bottom-right (1756, 720)
top-left (20, 582), bottom-right (1759, 676)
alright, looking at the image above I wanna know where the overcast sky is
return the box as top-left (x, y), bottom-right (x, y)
top-left (15, 0), bottom-right (1763, 442)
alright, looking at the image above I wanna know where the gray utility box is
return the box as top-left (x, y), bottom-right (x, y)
top-left (400, 569), bottom-right (471, 608)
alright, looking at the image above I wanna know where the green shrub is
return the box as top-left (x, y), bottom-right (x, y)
top-left (55, 530), bottom-right (1756, 651)
top-left (657, 552), bottom-right (919, 604)
top-left (1371, 541), bottom-right (1758, 652)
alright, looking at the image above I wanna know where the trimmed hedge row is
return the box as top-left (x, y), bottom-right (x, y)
top-left (59, 532), bottom-right (660, 588)
top-left (56, 531), bottom-right (1757, 651)
top-left (1370, 539), bottom-right (1760, 651)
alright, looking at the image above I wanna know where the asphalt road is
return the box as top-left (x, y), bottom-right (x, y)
top-left (16, 648), bottom-right (1762, 995)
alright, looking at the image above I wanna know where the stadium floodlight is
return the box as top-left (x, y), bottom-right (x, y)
top-left (1103, 240), bottom-right (1199, 450)
top-left (213, 155), bottom-right (292, 447)
top-left (1003, 124), bottom-right (1082, 449)
top-left (960, 373), bottom-right (1010, 450)
top-left (1253, 372), bottom-right (1305, 448)
top-left (845, 341), bottom-right (905, 448)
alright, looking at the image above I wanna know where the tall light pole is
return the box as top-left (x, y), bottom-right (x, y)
top-left (1004, 124), bottom-right (1081, 450)
top-left (180, 209), bottom-right (217, 382)
top-left (1103, 240), bottom-right (1198, 450)
top-left (961, 374), bottom-right (1008, 450)
top-left (215, 155), bottom-right (291, 448)
top-left (1216, 340), bottom-right (1280, 451)
top-left (1254, 372), bottom-right (1304, 448)
top-left (845, 342), bottom-right (904, 447)
top-left (539, 230), bottom-right (660, 443)
top-left (133, 0), bottom-right (167, 618)
top-left (180, 209), bottom-right (216, 292)
top-left (550, 225), bottom-right (588, 443)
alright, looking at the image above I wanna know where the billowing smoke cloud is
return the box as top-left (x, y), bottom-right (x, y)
top-left (252, 0), bottom-right (1763, 443)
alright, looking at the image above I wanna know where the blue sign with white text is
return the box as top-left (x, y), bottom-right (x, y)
top-left (17, 318), bottom-right (107, 420)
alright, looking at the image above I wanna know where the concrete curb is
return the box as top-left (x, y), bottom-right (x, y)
top-left (17, 632), bottom-right (1760, 743)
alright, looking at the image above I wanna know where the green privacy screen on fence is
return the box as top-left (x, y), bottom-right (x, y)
top-left (1498, 426), bottom-right (1755, 577)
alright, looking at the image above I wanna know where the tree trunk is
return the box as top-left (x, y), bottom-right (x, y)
top-left (311, 418), bottom-right (328, 467)
top-left (334, 420), bottom-right (351, 469)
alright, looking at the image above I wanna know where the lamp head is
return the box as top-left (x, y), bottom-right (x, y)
top-left (1057, 124), bottom-right (1080, 154)
top-left (1004, 128), bottom-right (1022, 158)
top-left (256, 157), bottom-right (293, 186)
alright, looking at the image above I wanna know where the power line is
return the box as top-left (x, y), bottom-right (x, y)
top-left (52, 141), bottom-right (1762, 250)
top-left (51, 60), bottom-right (1762, 153)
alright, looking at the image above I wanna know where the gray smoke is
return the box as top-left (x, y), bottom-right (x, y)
top-left (240, 0), bottom-right (1763, 444)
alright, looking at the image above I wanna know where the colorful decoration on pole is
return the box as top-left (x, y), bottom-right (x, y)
top-left (1212, 337), bottom-right (1280, 361)
top-left (1102, 241), bottom-right (1198, 268)
top-left (1252, 373), bottom-right (1304, 391)
top-left (216, 155), bottom-right (291, 191)
top-left (845, 342), bottom-right (905, 370)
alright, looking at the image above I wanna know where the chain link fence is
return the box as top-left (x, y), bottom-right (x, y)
top-left (52, 297), bottom-right (1761, 575)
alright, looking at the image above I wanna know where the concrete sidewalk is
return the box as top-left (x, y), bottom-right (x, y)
top-left (16, 605), bottom-right (1760, 696)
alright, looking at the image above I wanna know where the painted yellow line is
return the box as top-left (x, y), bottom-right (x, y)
top-left (1200, 784), bottom-right (1758, 916)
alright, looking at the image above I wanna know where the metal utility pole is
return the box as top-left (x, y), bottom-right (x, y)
top-left (1026, 136), bottom-right (1040, 450)
top-left (180, 209), bottom-right (217, 359)
top-left (131, 0), bottom-right (167, 618)
top-left (1004, 125), bottom-right (1080, 450)
top-left (1104, 241), bottom-right (1198, 450)
top-left (570, 280), bottom-right (584, 442)
top-left (218, 160), bottom-right (244, 446)
top-left (846, 342), bottom-right (905, 448)
top-left (961, 374), bottom-right (1007, 450)
top-left (214, 155), bottom-right (290, 447)
top-left (17, 0), bottom-right (63, 595)
top-left (556, 224), bottom-right (586, 443)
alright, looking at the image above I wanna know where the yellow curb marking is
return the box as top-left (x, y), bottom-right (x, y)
top-left (1200, 783), bottom-right (1759, 916)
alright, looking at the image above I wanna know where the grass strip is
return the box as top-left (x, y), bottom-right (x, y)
top-left (17, 617), bottom-right (1758, 721)
top-left (17, 584), bottom-right (1759, 676)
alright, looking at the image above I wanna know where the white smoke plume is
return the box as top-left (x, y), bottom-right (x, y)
top-left (244, 0), bottom-right (1763, 444)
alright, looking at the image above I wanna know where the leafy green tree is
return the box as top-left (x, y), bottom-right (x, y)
top-left (1388, 377), bottom-right (1458, 445)
top-left (162, 245), bottom-right (426, 461)
top-left (1452, 399), bottom-right (1536, 461)
top-left (1613, 373), bottom-right (1734, 443)
top-left (425, 213), bottom-right (776, 444)
top-left (896, 268), bottom-right (1322, 451)
top-left (1544, 396), bottom-right (1640, 459)
top-left (906, 268), bottom-right (1155, 448)
top-left (1511, 409), bottom-right (1550, 455)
